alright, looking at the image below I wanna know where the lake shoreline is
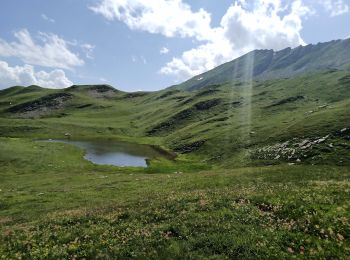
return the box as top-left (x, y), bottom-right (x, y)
top-left (38, 138), bottom-right (175, 167)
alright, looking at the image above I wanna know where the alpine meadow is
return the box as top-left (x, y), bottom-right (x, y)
top-left (0, 1), bottom-right (350, 259)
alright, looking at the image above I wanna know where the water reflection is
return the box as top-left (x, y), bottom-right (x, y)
top-left (46, 139), bottom-right (173, 167)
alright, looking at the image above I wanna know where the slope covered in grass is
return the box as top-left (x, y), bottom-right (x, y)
top-left (0, 59), bottom-right (350, 258)
top-left (1, 70), bottom-right (349, 166)
top-left (0, 137), bottom-right (349, 258)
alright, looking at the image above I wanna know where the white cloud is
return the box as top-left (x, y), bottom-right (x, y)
top-left (160, 38), bottom-right (234, 79)
top-left (81, 43), bottom-right (95, 59)
top-left (0, 61), bottom-right (72, 89)
top-left (161, 0), bottom-right (311, 79)
top-left (221, 1), bottom-right (309, 50)
top-left (41, 14), bottom-right (55, 23)
top-left (89, 0), bottom-right (213, 41)
top-left (160, 47), bottom-right (169, 54)
top-left (319, 0), bottom-right (349, 17)
top-left (90, 0), bottom-right (335, 80)
top-left (0, 29), bottom-right (84, 70)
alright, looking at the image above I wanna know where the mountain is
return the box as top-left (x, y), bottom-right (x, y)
top-left (1, 36), bottom-right (350, 259)
top-left (176, 38), bottom-right (350, 91)
top-left (0, 38), bottom-right (350, 167)
top-left (1, 70), bottom-right (349, 167)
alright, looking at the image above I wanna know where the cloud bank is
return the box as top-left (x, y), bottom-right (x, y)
top-left (0, 61), bottom-right (72, 89)
top-left (319, 0), bottom-right (349, 17)
top-left (0, 29), bottom-right (84, 70)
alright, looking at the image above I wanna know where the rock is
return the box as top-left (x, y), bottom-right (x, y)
top-left (281, 141), bottom-right (289, 147)
top-left (296, 159), bottom-right (301, 162)
top-left (337, 233), bottom-right (344, 241)
top-left (316, 138), bottom-right (326, 144)
top-left (301, 143), bottom-right (312, 150)
top-left (299, 140), bottom-right (309, 147)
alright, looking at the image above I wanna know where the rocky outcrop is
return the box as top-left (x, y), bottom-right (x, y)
top-left (7, 93), bottom-right (73, 117)
top-left (252, 127), bottom-right (350, 164)
top-left (173, 140), bottom-right (206, 153)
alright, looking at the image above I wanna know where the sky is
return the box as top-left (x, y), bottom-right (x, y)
top-left (0, 0), bottom-right (349, 91)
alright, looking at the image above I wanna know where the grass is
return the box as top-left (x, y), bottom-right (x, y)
top-left (0, 138), bottom-right (349, 258)
top-left (0, 71), bottom-right (349, 258)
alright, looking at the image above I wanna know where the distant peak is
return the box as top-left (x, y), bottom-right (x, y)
top-left (174, 37), bottom-right (350, 91)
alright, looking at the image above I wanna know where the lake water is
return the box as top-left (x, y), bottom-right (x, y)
top-left (46, 139), bottom-right (173, 167)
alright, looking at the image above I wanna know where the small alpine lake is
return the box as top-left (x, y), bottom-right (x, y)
top-left (44, 139), bottom-right (175, 167)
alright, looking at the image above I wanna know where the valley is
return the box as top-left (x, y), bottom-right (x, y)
top-left (0, 39), bottom-right (350, 258)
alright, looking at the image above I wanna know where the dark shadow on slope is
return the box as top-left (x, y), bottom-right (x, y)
top-left (147, 98), bottom-right (223, 136)
top-left (7, 93), bottom-right (73, 113)
top-left (265, 95), bottom-right (305, 108)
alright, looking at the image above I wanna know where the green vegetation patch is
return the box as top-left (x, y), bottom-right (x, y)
top-left (0, 139), bottom-right (349, 258)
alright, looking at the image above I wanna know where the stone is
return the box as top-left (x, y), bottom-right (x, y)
top-left (299, 140), bottom-right (309, 147)
top-left (316, 138), bottom-right (326, 144)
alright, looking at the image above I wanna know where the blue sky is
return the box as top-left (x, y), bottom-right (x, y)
top-left (0, 0), bottom-right (349, 91)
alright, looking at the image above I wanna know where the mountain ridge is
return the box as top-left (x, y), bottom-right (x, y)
top-left (175, 37), bottom-right (350, 91)
top-left (2, 38), bottom-right (349, 93)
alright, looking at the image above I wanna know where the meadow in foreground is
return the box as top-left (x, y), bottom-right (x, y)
top-left (0, 138), bottom-right (349, 258)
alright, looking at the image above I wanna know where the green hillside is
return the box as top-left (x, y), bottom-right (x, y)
top-left (1, 57), bottom-right (350, 257)
top-left (1, 70), bottom-right (349, 167)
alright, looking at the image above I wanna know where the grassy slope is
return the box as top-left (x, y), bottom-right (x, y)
top-left (1, 71), bottom-right (349, 166)
top-left (0, 137), bottom-right (349, 258)
top-left (0, 71), bottom-right (350, 258)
